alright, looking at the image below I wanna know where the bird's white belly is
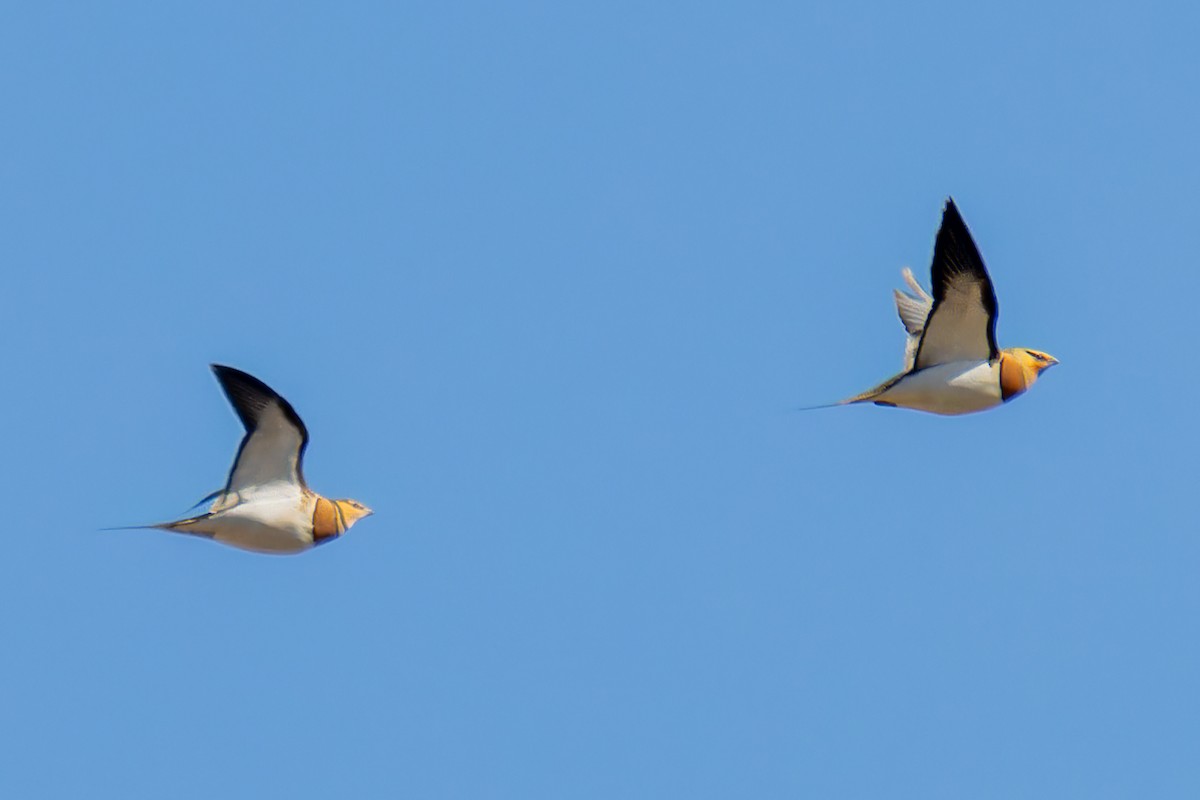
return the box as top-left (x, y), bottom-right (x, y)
top-left (876, 360), bottom-right (1002, 415)
top-left (209, 495), bottom-right (313, 555)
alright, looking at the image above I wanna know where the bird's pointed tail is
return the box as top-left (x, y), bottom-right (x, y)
top-left (101, 513), bottom-right (214, 533)
top-left (794, 399), bottom-right (853, 412)
top-left (796, 379), bottom-right (898, 411)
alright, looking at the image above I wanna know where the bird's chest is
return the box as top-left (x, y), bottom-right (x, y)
top-left (881, 360), bottom-right (1002, 415)
top-left (211, 493), bottom-right (314, 554)
top-left (234, 497), bottom-right (309, 530)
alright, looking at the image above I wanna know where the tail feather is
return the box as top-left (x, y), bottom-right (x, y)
top-left (803, 372), bottom-right (905, 411)
top-left (795, 399), bottom-right (854, 411)
top-left (101, 512), bottom-right (215, 533)
top-left (796, 387), bottom-right (888, 411)
top-left (836, 386), bottom-right (889, 406)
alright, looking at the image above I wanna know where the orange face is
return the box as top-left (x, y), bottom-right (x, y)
top-left (334, 499), bottom-right (374, 529)
top-left (999, 349), bottom-right (1058, 401)
top-left (1019, 349), bottom-right (1059, 374)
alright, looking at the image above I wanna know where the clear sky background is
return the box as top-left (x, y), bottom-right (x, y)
top-left (2, 2), bottom-right (1198, 797)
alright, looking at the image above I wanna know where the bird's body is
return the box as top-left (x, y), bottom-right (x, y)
top-left (854, 359), bottom-right (1001, 416)
top-left (847, 349), bottom-right (1050, 416)
top-left (162, 486), bottom-right (331, 555)
top-left (125, 365), bottom-right (371, 554)
top-left (834, 199), bottom-right (1057, 415)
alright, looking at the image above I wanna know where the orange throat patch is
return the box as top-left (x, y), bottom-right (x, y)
top-left (311, 497), bottom-right (343, 542)
top-left (999, 353), bottom-right (1028, 402)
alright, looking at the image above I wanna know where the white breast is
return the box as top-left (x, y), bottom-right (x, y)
top-left (207, 488), bottom-right (314, 554)
top-left (873, 360), bottom-right (1002, 416)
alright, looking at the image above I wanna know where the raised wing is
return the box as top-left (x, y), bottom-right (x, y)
top-left (912, 199), bottom-right (1000, 370)
top-left (211, 365), bottom-right (309, 502)
top-left (893, 266), bottom-right (932, 371)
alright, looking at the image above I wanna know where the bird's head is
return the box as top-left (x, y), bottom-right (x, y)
top-left (334, 499), bottom-right (374, 530)
top-left (1018, 349), bottom-right (1059, 375)
top-left (999, 348), bottom-right (1059, 401)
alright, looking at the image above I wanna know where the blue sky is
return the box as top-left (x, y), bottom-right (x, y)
top-left (3, 1), bottom-right (1199, 797)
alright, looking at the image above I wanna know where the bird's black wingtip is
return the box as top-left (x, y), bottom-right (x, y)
top-left (207, 364), bottom-right (309, 441)
top-left (938, 197), bottom-right (974, 240)
top-left (211, 364), bottom-right (270, 395)
top-left (210, 364), bottom-right (279, 421)
top-left (210, 363), bottom-right (240, 378)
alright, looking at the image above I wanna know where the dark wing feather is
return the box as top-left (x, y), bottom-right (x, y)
top-left (912, 198), bottom-right (1000, 370)
top-left (211, 365), bottom-right (310, 495)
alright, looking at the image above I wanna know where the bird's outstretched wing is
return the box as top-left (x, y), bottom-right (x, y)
top-left (211, 365), bottom-right (309, 507)
top-left (912, 199), bottom-right (1000, 369)
top-left (893, 266), bottom-right (932, 371)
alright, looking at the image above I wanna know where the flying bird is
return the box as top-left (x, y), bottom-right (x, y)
top-left (836, 199), bottom-right (1057, 415)
top-left (123, 365), bottom-right (372, 554)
